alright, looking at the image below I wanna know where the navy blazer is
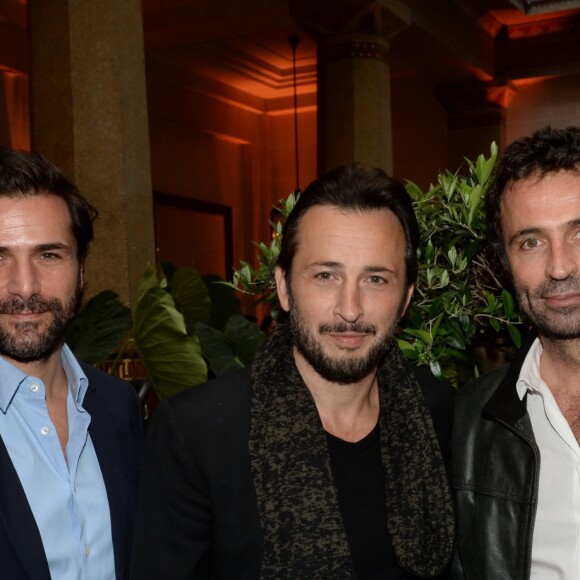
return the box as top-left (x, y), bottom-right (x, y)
top-left (0, 361), bottom-right (144, 580)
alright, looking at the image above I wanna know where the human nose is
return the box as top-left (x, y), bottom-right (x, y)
top-left (546, 241), bottom-right (578, 280)
top-left (334, 281), bottom-right (363, 323)
top-left (6, 260), bottom-right (41, 299)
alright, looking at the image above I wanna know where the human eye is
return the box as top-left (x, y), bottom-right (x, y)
top-left (314, 271), bottom-right (334, 281)
top-left (40, 252), bottom-right (60, 260)
top-left (368, 275), bottom-right (387, 284)
top-left (521, 237), bottom-right (540, 250)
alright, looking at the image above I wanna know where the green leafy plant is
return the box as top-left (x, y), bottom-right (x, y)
top-left (68, 263), bottom-right (266, 399)
top-left (65, 290), bottom-right (132, 365)
top-left (130, 263), bottom-right (208, 399)
top-left (195, 314), bottom-right (266, 377)
top-left (227, 146), bottom-right (525, 385)
top-left (229, 190), bottom-right (299, 313)
top-left (399, 143), bottom-right (524, 384)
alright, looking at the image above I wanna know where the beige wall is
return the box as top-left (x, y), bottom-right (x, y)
top-left (147, 64), bottom-right (317, 301)
top-left (506, 75), bottom-right (580, 145)
top-left (391, 75), bottom-right (449, 189)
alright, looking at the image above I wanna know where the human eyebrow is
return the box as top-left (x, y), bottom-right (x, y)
top-left (358, 265), bottom-right (398, 281)
top-left (364, 265), bottom-right (395, 274)
top-left (507, 227), bottom-right (543, 248)
top-left (304, 261), bottom-right (344, 272)
top-left (36, 243), bottom-right (73, 253)
top-left (35, 243), bottom-right (76, 258)
top-left (508, 218), bottom-right (580, 247)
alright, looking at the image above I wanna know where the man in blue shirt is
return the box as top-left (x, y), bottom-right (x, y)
top-left (0, 147), bottom-right (143, 580)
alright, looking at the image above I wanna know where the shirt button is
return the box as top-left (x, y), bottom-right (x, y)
top-left (84, 545), bottom-right (90, 557)
top-left (30, 384), bottom-right (39, 393)
top-left (40, 426), bottom-right (50, 435)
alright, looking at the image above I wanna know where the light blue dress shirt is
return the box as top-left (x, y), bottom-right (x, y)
top-left (0, 345), bottom-right (116, 580)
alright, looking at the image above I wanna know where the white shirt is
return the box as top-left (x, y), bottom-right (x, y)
top-left (518, 338), bottom-right (580, 580)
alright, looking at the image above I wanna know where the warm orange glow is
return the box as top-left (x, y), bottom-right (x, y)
top-left (460, 64), bottom-right (494, 82)
top-left (267, 104), bottom-right (317, 117)
top-left (512, 76), bottom-right (555, 86)
top-left (486, 84), bottom-right (517, 108)
top-left (2, 71), bottom-right (29, 151)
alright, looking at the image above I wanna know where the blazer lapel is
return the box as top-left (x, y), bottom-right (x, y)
top-left (0, 434), bottom-right (51, 580)
top-left (82, 382), bottom-right (129, 580)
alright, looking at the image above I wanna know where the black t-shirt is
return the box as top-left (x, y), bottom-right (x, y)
top-left (327, 423), bottom-right (439, 580)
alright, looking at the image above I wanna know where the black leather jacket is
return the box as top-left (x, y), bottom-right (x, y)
top-left (450, 333), bottom-right (540, 580)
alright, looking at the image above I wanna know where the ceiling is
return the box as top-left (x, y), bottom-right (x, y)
top-left (2, 0), bottom-right (579, 114)
top-left (140, 0), bottom-right (580, 110)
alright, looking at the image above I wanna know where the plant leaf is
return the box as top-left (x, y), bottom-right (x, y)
top-left (501, 289), bottom-right (514, 317)
top-left (429, 360), bottom-right (442, 378)
top-left (395, 338), bottom-right (419, 360)
top-left (195, 322), bottom-right (244, 377)
top-left (203, 274), bottom-right (243, 331)
top-left (65, 290), bottom-right (132, 365)
top-left (402, 328), bottom-right (433, 346)
top-left (507, 324), bottom-right (522, 348)
top-left (169, 268), bottom-right (211, 334)
top-left (224, 314), bottom-right (266, 366)
top-left (133, 264), bottom-right (207, 399)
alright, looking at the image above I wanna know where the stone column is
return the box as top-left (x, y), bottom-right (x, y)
top-left (292, 0), bottom-right (410, 174)
top-left (29, 0), bottom-right (155, 308)
top-left (319, 33), bottom-right (392, 172)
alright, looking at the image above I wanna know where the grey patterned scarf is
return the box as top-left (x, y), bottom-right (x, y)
top-left (249, 323), bottom-right (455, 579)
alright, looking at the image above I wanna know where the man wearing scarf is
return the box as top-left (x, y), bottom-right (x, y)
top-left (131, 165), bottom-right (455, 579)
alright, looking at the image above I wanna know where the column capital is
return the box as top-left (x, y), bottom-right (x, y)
top-left (291, 0), bottom-right (411, 41)
top-left (324, 32), bottom-right (390, 63)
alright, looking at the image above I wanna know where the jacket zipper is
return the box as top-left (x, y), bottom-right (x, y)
top-left (496, 418), bottom-right (540, 580)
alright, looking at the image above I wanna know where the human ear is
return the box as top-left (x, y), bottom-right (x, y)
top-left (275, 267), bottom-right (291, 313)
top-left (402, 284), bottom-right (414, 314)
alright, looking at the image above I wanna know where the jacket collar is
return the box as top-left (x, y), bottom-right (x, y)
top-left (482, 328), bottom-right (536, 425)
top-left (80, 363), bottom-right (128, 580)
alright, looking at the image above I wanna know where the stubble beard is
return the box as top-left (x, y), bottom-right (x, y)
top-left (288, 290), bottom-right (406, 384)
top-left (0, 281), bottom-right (82, 363)
top-left (515, 276), bottom-right (580, 340)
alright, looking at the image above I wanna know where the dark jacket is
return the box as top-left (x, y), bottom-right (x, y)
top-left (0, 362), bottom-right (144, 580)
top-left (130, 365), bottom-right (454, 580)
top-left (450, 333), bottom-right (539, 580)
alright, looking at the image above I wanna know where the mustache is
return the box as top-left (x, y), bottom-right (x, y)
top-left (319, 322), bottom-right (377, 335)
top-left (0, 296), bottom-right (61, 314)
top-left (530, 277), bottom-right (580, 298)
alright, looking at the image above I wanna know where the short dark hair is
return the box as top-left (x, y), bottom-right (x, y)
top-left (0, 147), bottom-right (98, 263)
top-left (486, 125), bottom-right (580, 272)
top-left (277, 165), bottom-right (419, 289)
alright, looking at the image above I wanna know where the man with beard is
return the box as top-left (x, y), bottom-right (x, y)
top-left (451, 125), bottom-right (580, 580)
top-left (130, 165), bottom-right (455, 579)
top-left (0, 147), bottom-right (143, 580)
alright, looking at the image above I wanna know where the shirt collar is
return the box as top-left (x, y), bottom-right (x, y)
top-left (61, 344), bottom-right (89, 403)
top-left (0, 343), bottom-right (88, 412)
top-left (517, 336), bottom-right (548, 400)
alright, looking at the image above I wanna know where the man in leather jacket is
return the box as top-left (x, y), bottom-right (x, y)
top-left (452, 125), bottom-right (580, 579)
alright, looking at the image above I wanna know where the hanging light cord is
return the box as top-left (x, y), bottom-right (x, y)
top-left (288, 35), bottom-right (300, 191)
